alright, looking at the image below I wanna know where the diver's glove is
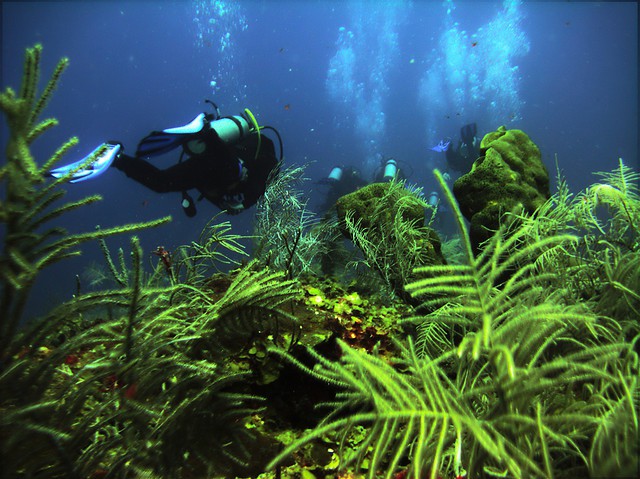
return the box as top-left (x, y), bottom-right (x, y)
top-left (48, 142), bottom-right (122, 183)
top-left (220, 194), bottom-right (245, 215)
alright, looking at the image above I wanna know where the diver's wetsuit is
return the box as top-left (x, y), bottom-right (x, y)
top-left (112, 126), bottom-right (278, 213)
top-left (445, 123), bottom-right (479, 174)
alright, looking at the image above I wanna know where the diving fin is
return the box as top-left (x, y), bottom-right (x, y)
top-left (163, 112), bottom-right (206, 134)
top-left (48, 142), bottom-right (122, 183)
top-left (136, 113), bottom-right (207, 158)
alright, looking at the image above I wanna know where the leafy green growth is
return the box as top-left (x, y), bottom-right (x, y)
top-left (179, 260), bottom-right (302, 357)
top-left (253, 164), bottom-right (340, 279)
top-left (1, 45), bottom-right (298, 479)
top-left (0, 44), bottom-right (171, 360)
top-left (339, 178), bottom-right (443, 302)
top-left (513, 157), bottom-right (640, 329)
top-left (268, 167), bottom-right (639, 479)
top-left (171, 213), bottom-right (249, 286)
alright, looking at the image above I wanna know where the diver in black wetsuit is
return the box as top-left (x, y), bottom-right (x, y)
top-left (48, 103), bottom-right (282, 217)
top-left (445, 122), bottom-right (480, 174)
top-left (373, 157), bottom-right (407, 183)
top-left (318, 165), bottom-right (368, 213)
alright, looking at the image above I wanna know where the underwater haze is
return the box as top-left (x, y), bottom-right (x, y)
top-left (1, 0), bottom-right (638, 319)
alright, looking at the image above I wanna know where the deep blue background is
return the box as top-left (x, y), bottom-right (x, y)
top-left (1, 1), bottom-right (638, 319)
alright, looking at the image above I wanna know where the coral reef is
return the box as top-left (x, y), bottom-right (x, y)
top-left (453, 126), bottom-right (550, 251)
top-left (2, 45), bottom-right (638, 479)
top-left (269, 168), bottom-right (639, 479)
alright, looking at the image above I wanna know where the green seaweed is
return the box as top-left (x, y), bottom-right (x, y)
top-left (0, 45), bottom-right (295, 479)
top-left (0, 44), bottom-right (171, 360)
top-left (336, 178), bottom-right (445, 303)
top-left (253, 164), bottom-right (340, 279)
top-left (267, 168), bottom-right (639, 479)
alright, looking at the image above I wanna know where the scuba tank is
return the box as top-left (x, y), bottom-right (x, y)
top-left (427, 191), bottom-right (440, 208)
top-left (327, 166), bottom-right (344, 182)
top-left (209, 115), bottom-right (251, 144)
top-left (382, 158), bottom-right (398, 181)
top-left (166, 112), bottom-right (252, 156)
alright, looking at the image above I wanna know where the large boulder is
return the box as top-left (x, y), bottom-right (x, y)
top-left (453, 126), bottom-right (550, 251)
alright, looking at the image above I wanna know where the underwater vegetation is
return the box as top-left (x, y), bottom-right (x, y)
top-left (335, 179), bottom-right (445, 304)
top-left (1, 46), bottom-right (638, 479)
top-left (253, 164), bottom-right (340, 280)
top-left (0, 45), bottom-right (299, 479)
top-left (269, 164), bottom-right (639, 479)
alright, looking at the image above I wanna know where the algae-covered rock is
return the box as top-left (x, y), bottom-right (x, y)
top-left (336, 182), bottom-right (426, 233)
top-left (453, 126), bottom-right (550, 251)
top-left (334, 181), bottom-right (445, 302)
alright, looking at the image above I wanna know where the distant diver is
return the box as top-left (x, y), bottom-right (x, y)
top-left (318, 164), bottom-right (368, 213)
top-left (48, 101), bottom-right (282, 217)
top-left (445, 122), bottom-right (480, 173)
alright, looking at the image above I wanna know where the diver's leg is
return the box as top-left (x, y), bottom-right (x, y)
top-left (460, 123), bottom-right (477, 146)
top-left (112, 154), bottom-right (198, 193)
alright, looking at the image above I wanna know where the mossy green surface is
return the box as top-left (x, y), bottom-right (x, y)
top-left (453, 125), bottom-right (550, 250)
top-left (334, 181), bottom-right (445, 302)
top-left (335, 182), bottom-right (426, 232)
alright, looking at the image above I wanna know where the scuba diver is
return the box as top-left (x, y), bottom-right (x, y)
top-left (318, 164), bottom-right (368, 213)
top-left (445, 122), bottom-right (480, 174)
top-left (373, 157), bottom-right (407, 183)
top-left (48, 101), bottom-right (283, 217)
top-left (319, 157), bottom-right (412, 212)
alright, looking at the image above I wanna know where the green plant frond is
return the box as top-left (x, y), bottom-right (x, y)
top-left (253, 163), bottom-right (338, 279)
top-left (18, 44), bottom-right (41, 113)
top-left (415, 318), bottom-right (453, 358)
top-left (18, 189), bottom-right (67, 228)
top-left (39, 136), bottom-right (79, 173)
top-left (27, 194), bottom-right (102, 231)
top-left (269, 338), bottom-right (553, 479)
top-left (179, 261), bottom-right (301, 355)
top-left (30, 216), bottom-right (171, 272)
top-left (594, 157), bottom-right (640, 197)
top-left (407, 176), bottom-right (584, 364)
top-left (26, 117), bottom-right (58, 143)
top-left (434, 169), bottom-right (473, 260)
top-left (213, 263), bottom-right (299, 314)
top-left (29, 55), bottom-right (69, 128)
top-left (172, 213), bottom-right (249, 285)
top-left (572, 160), bottom-right (640, 252)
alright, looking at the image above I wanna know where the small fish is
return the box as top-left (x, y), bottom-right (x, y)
top-left (430, 140), bottom-right (451, 153)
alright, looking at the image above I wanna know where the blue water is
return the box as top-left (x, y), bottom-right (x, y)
top-left (1, 1), bottom-right (638, 318)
